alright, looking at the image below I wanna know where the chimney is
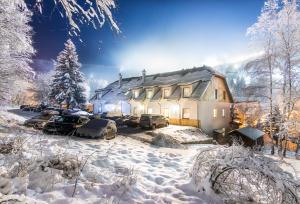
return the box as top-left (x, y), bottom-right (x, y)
top-left (118, 73), bottom-right (122, 87)
top-left (142, 69), bottom-right (146, 83)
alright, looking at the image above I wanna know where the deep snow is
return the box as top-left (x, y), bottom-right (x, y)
top-left (0, 109), bottom-right (219, 203)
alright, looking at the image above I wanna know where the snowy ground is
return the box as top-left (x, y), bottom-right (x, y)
top-left (1, 109), bottom-right (299, 203)
top-left (150, 125), bottom-right (212, 144)
top-left (0, 109), bottom-right (219, 203)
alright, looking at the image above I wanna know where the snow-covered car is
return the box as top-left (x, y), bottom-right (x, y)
top-left (75, 119), bottom-right (117, 139)
top-left (42, 107), bottom-right (63, 115)
top-left (140, 114), bottom-right (169, 129)
top-left (123, 116), bottom-right (140, 127)
top-left (63, 109), bottom-right (93, 116)
top-left (24, 114), bottom-right (53, 129)
top-left (43, 115), bottom-right (90, 135)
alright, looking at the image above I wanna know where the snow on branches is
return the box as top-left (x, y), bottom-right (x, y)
top-left (50, 39), bottom-right (86, 108)
top-left (191, 145), bottom-right (300, 203)
top-left (0, 0), bottom-right (35, 103)
top-left (35, 0), bottom-right (120, 35)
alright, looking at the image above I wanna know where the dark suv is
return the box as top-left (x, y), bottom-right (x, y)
top-left (43, 115), bottom-right (89, 135)
top-left (139, 114), bottom-right (169, 129)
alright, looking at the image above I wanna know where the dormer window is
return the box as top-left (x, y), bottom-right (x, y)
top-left (134, 90), bottom-right (139, 98)
top-left (146, 89), bottom-right (153, 99)
top-left (183, 87), bottom-right (191, 98)
top-left (163, 89), bottom-right (170, 98)
top-left (215, 89), bottom-right (218, 100)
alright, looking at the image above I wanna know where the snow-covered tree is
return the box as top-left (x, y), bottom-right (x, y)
top-left (0, 0), bottom-right (35, 104)
top-left (34, 0), bottom-right (120, 35)
top-left (276, 0), bottom-right (300, 119)
top-left (247, 0), bottom-right (279, 154)
top-left (50, 39), bottom-right (86, 108)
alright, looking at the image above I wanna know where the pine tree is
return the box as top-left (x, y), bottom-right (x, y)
top-left (50, 39), bottom-right (86, 108)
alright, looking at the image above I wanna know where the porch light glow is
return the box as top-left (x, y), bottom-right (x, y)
top-left (171, 105), bottom-right (179, 113)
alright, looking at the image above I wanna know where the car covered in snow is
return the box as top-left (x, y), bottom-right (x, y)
top-left (62, 109), bottom-right (93, 116)
top-left (75, 119), bottom-right (117, 139)
top-left (140, 114), bottom-right (169, 129)
top-left (123, 116), bottom-right (140, 127)
top-left (24, 114), bottom-right (54, 129)
top-left (42, 107), bottom-right (64, 115)
top-left (43, 115), bottom-right (89, 135)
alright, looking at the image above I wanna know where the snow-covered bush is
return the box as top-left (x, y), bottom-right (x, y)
top-left (111, 167), bottom-right (137, 197)
top-left (191, 145), bottom-right (300, 203)
top-left (150, 132), bottom-right (185, 149)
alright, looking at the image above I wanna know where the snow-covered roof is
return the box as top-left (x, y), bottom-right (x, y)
top-left (91, 66), bottom-right (231, 103)
top-left (135, 66), bottom-right (223, 88)
top-left (90, 77), bottom-right (141, 103)
top-left (230, 127), bottom-right (265, 141)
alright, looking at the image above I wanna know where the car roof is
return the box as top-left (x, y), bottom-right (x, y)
top-left (82, 119), bottom-right (109, 128)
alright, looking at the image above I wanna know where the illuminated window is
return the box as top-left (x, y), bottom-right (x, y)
top-left (146, 90), bottom-right (153, 99)
top-left (213, 109), bottom-right (217, 118)
top-left (222, 109), bottom-right (225, 117)
top-left (133, 107), bottom-right (138, 115)
top-left (215, 89), bottom-right (218, 100)
top-left (164, 89), bottom-right (170, 98)
top-left (182, 108), bottom-right (190, 119)
top-left (223, 91), bottom-right (226, 100)
top-left (148, 108), bottom-right (153, 114)
top-left (162, 108), bottom-right (169, 117)
top-left (134, 90), bottom-right (139, 98)
top-left (183, 87), bottom-right (191, 98)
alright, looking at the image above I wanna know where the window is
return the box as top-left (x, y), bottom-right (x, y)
top-left (182, 108), bottom-right (190, 119)
top-left (164, 89), bottom-right (170, 98)
top-left (162, 108), bottom-right (169, 117)
top-left (215, 89), bottom-right (218, 100)
top-left (223, 91), bottom-right (226, 100)
top-left (133, 107), bottom-right (138, 115)
top-left (213, 109), bottom-right (217, 118)
top-left (222, 109), bottom-right (225, 117)
top-left (183, 87), bottom-right (191, 98)
top-left (134, 90), bottom-right (139, 98)
top-left (146, 90), bottom-right (153, 99)
top-left (148, 108), bottom-right (153, 114)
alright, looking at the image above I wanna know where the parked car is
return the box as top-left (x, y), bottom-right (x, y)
top-left (62, 109), bottom-right (92, 116)
top-left (24, 114), bottom-right (53, 129)
top-left (42, 107), bottom-right (64, 115)
top-left (20, 105), bottom-right (29, 109)
top-left (43, 115), bottom-right (89, 135)
top-left (76, 119), bottom-right (117, 139)
top-left (22, 106), bottom-right (36, 111)
top-left (124, 116), bottom-right (140, 127)
top-left (139, 114), bottom-right (169, 129)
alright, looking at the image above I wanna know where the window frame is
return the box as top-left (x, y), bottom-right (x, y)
top-left (163, 88), bottom-right (170, 99)
top-left (133, 90), bottom-right (139, 99)
top-left (222, 109), bottom-right (225, 117)
top-left (146, 89), bottom-right (153, 99)
top-left (213, 108), bottom-right (217, 118)
top-left (223, 90), bottom-right (226, 101)
top-left (182, 108), bottom-right (190, 119)
top-left (215, 89), bottom-right (218, 100)
top-left (183, 87), bottom-right (191, 98)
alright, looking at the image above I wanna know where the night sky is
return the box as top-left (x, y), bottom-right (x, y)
top-left (29, 0), bottom-right (264, 84)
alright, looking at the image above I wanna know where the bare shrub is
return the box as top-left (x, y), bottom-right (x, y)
top-left (41, 155), bottom-right (81, 179)
top-left (191, 145), bottom-right (300, 203)
top-left (112, 167), bottom-right (137, 197)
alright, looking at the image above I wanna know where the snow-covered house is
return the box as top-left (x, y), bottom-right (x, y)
top-left (129, 67), bottom-right (233, 133)
top-left (91, 66), bottom-right (233, 133)
top-left (90, 74), bottom-right (141, 115)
